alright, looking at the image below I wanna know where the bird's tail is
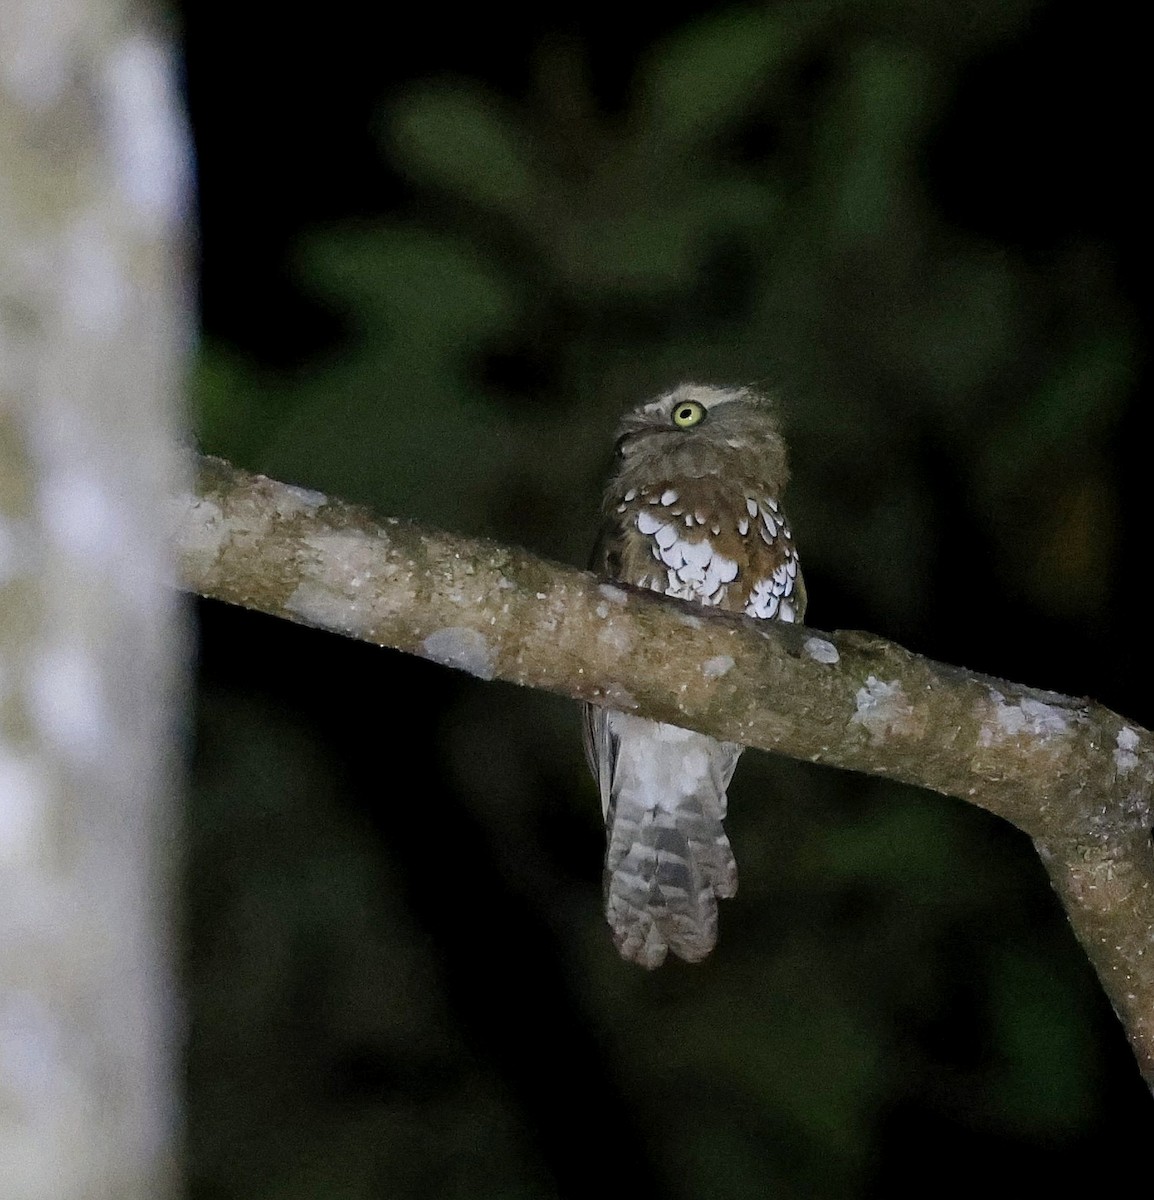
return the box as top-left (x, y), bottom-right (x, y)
top-left (602, 721), bottom-right (740, 969)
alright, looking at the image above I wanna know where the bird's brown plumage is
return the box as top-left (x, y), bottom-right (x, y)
top-left (585, 384), bottom-right (805, 968)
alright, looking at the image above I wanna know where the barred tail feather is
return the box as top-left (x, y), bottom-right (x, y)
top-left (605, 807), bottom-right (737, 968)
top-left (599, 714), bottom-right (741, 969)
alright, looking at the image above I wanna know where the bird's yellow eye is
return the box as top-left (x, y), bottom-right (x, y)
top-left (671, 400), bottom-right (706, 429)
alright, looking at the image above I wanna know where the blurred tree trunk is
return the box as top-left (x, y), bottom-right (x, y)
top-left (0, 3), bottom-right (190, 1198)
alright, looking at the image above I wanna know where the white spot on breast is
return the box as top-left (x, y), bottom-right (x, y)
top-left (660, 488), bottom-right (679, 506)
top-left (744, 562), bottom-right (794, 616)
top-left (738, 517), bottom-right (749, 536)
top-left (598, 584), bottom-right (628, 605)
top-left (624, 488), bottom-right (637, 502)
top-left (657, 540), bottom-right (683, 571)
top-left (655, 523), bottom-right (679, 551)
top-left (651, 533), bottom-right (740, 607)
top-left (708, 554), bottom-right (739, 587)
top-left (745, 582), bottom-right (780, 619)
top-left (746, 497), bottom-right (758, 518)
top-left (680, 540), bottom-right (713, 569)
top-left (637, 509), bottom-right (663, 536)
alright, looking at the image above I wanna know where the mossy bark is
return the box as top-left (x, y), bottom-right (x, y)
top-left (177, 454), bottom-right (1154, 1087)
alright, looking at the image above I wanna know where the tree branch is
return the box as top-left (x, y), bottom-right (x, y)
top-left (176, 454), bottom-right (1154, 1087)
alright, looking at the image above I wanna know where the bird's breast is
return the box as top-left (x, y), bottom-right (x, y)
top-left (605, 478), bottom-right (804, 620)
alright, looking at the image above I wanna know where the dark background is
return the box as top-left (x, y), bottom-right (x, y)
top-left (180, 1), bottom-right (1152, 1195)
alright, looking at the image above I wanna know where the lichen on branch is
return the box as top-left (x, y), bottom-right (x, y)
top-left (175, 454), bottom-right (1154, 1087)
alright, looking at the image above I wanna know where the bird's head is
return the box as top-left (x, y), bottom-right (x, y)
top-left (610, 384), bottom-right (790, 490)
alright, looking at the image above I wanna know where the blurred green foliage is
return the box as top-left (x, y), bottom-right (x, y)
top-left (187, 2), bottom-right (1149, 1197)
